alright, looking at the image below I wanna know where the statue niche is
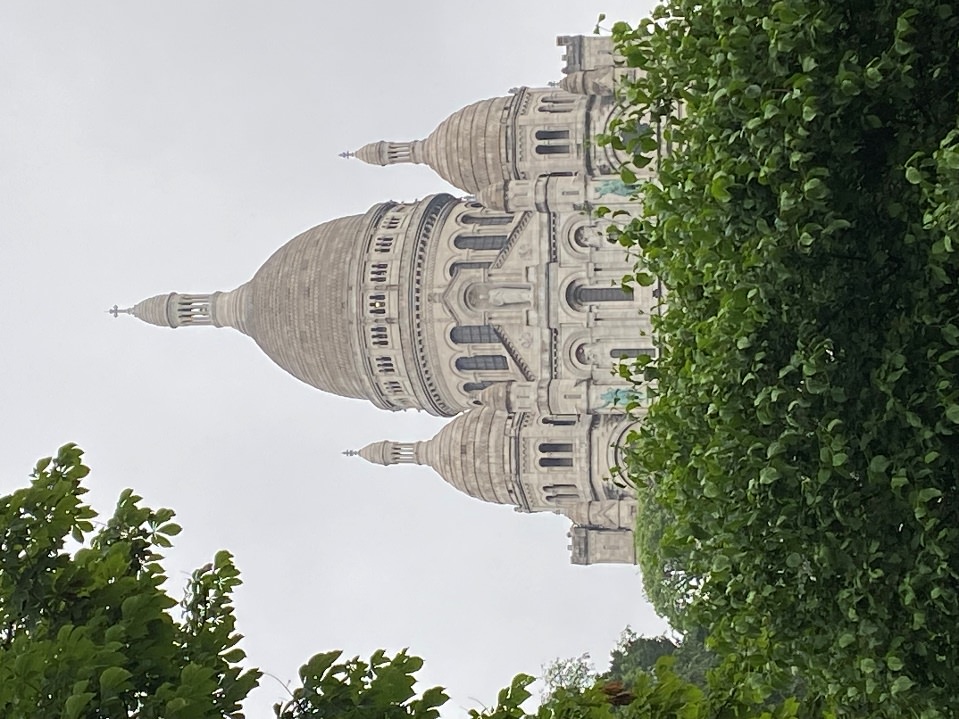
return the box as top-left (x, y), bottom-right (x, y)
top-left (465, 283), bottom-right (532, 310)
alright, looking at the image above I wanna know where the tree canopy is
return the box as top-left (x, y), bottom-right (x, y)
top-left (0, 444), bottom-right (259, 719)
top-left (0, 445), bottom-right (797, 719)
top-left (603, 0), bottom-right (959, 716)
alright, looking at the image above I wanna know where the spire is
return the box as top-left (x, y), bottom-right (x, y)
top-left (354, 139), bottom-right (427, 167)
top-left (353, 440), bottom-right (427, 466)
top-left (116, 285), bottom-right (252, 333)
top-left (107, 304), bottom-right (133, 318)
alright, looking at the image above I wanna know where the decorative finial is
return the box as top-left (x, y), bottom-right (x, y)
top-left (342, 449), bottom-right (359, 456)
top-left (107, 304), bottom-right (133, 318)
top-left (338, 151), bottom-right (355, 159)
top-left (547, 81), bottom-right (559, 87)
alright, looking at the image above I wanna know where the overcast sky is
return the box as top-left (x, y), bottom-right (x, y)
top-left (0, 2), bottom-right (667, 715)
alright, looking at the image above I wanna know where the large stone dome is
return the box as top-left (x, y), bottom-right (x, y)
top-left (243, 210), bottom-right (376, 400)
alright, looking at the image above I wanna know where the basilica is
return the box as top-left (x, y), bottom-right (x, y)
top-left (119, 35), bottom-right (656, 564)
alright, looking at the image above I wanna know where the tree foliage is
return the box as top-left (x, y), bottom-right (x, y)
top-left (0, 445), bottom-right (802, 718)
top-left (273, 649), bottom-right (449, 719)
top-left (540, 652), bottom-right (596, 701)
top-left (0, 444), bottom-right (260, 719)
top-left (603, 1), bottom-right (959, 715)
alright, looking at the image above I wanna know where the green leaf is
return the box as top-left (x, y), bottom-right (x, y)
top-left (165, 697), bottom-right (189, 714)
top-left (869, 455), bottom-right (890, 474)
top-left (710, 176), bottom-right (732, 203)
top-left (946, 404), bottom-right (959, 424)
top-left (838, 632), bottom-right (856, 648)
top-left (891, 676), bottom-right (915, 694)
top-left (759, 466), bottom-right (780, 484)
top-left (786, 553), bottom-right (802, 568)
top-left (99, 666), bottom-right (132, 699)
top-left (917, 488), bottom-right (942, 502)
top-left (301, 651), bottom-right (342, 682)
top-left (63, 693), bottom-right (95, 719)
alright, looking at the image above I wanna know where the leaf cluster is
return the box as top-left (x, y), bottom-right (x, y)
top-left (274, 649), bottom-right (449, 719)
top-left (0, 444), bottom-right (260, 719)
top-left (603, 1), bottom-right (959, 716)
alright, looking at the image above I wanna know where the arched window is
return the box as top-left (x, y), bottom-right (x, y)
top-left (449, 260), bottom-right (491, 276)
top-left (461, 213), bottom-right (512, 226)
top-left (544, 483), bottom-right (579, 499)
top-left (368, 262), bottom-right (388, 283)
top-left (535, 129), bottom-right (570, 141)
top-left (538, 443), bottom-right (573, 453)
top-left (370, 326), bottom-right (389, 347)
top-left (542, 416), bottom-right (576, 426)
top-left (453, 235), bottom-right (509, 251)
top-left (368, 293), bottom-right (387, 316)
top-left (450, 325), bottom-right (499, 344)
top-left (456, 355), bottom-right (508, 371)
top-left (538, 97), bottom-right (576, 113)
top-left (540, 457), bottom-right (574, 468)
top-left (610, 348), bottom-right (656, 359)
top-left (463, 381), bottom-right (492, 393)
top-left (375, 356), bottom-right (395, 374)
top-left (567, 285), bottom-right (635, 307)
top-left (535, 144), bottom-right (570, 155)
top-left (374, 236), bottom-right (395, 253)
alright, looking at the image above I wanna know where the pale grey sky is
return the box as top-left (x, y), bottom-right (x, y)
top-left (0, 2), bottom-right (667, 716)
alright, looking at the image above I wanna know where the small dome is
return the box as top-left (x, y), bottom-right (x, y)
top-left (421, 408), bottom-right (513, 504)
top-left (421, 96), bottom-right (512, 194)
top-left (353, 96), bottom-right (516, 196)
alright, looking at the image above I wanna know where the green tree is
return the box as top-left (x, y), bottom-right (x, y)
top-left (0, 444), bottom-right (260, 719)
top-left (606, 628), bottom-right (675, 685)
top-left (540, 652), bottom-right (596, 701)
top-left (604, 1), bottom-right (959, 715)
top-left (0, 445), bottom-right (804, 719)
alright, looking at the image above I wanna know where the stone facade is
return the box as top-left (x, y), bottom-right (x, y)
top-left (122, 35), bottom-right (652, 565)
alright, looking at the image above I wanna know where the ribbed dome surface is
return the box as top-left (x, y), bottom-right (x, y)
top-left (245, 211), bottom-right (375, 400)
top-left (423, 408), bottom-right (513, 504)
top-left (422, 96), bottom-right (512, 195)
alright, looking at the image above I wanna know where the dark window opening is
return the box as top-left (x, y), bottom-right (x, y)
top-left (450, 325), bottom-right (499, 344)
top-left (536, 144), bottom-right (570, 155)
top-left (568, 285), bottom-right (635, 306)
top-left (542, 416), bottom-right (576, 426)
top-left (540, 457), bottom-right (574, 468)
top-left (610, 348), bottom-right (656, 359)
top-left (535, 129), bottom-right (570, 141)
top-left (456, 355), bottom-right (508, 371)
top-left (463, 381), bottom-right (493, 393)
top-left (538, 443), bottom-right (573, 453)
top-left (454, 235), bottom-right (509, 251)
top-left (461, 213), bottom-right (512, 226)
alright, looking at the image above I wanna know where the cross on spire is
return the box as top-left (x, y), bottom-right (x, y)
top-left (108, 304), bottom-right (132, 318)
top-left (338, 151), bottom-right (355, 159)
